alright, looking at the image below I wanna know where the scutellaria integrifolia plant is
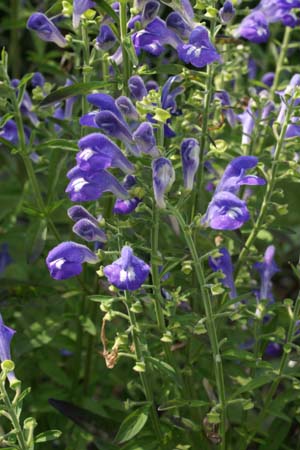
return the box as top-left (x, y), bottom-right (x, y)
top-left (2, 0), bottom-right (300, 448)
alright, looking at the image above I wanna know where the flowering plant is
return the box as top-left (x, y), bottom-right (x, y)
top-left (1, 0), bottom-right (300, 449)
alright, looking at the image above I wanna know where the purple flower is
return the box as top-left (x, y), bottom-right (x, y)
top-left (46, 242), bottom-right (99, 280)
top-left (214, 91), bottom-right (237, 128)
top-left (86, 93), bottom-right (124, 120)
top-left (202, 191), bottom-right (250, 230)
top-left (219, 1), bottom-right (236, 24)
top-left (73, 0), bottom-right (96, 29)
top-left (76, 133), bottom-right (134, 174)
top-left (0, 120), bottom-right (19, 145)
top-left (27, 13), bottom-right (67, 47)
top-left (128, 76), bottom-right (148, 100)
top-left (253, 245), bottom-right (279, 301)
top-left (152, 157), bottom-right (175, 208)
top-left (66, 167), bottom-right (129, 202)
top-left (104, 245), bottom-right (150, 290)
top-left (238, 102), bottom-right (256, 146)
top-left (209, 248), bottom-right (237, 298)
top-left (142, 0), bottom-right (160, 23)
top-left (0, 244), bottom-right (12, 274)
top-left (202, 156), bottom-right (265, 230)
top-left (261, 72), bottom-right (275, 88)
top-left (96, 25), bottom-right (117, 51)
top-left (133, 18), bottom-right (182, 57)
top-left (73, 219), bottom-right (107, 243)
top-left (235, 11), bottom-right (270, 44)
top-left (166, 12), bottom-right (192, 39)
top-left (181, 138), bottom-right (200, 191)
top-left (264, 342), bottom-right (283, 358)
top-left (116, 96), bottom-right (139, 121)
top-left (31, 72), bottom-right (45, 87)
top-left (113, 175), bottom-right (141, 214)
top-left (133, 122), bottom-right (159, 156)
top-left (67, 205), bottom-right (99, 225)
top-left (94, 111), bottom-right (140, 156)
top-left (178, 26), bottom-right (221, 68)
top-left (216, 156), bottom-right (266, 195)
top-left (0, 314), bottom-right (16, 382)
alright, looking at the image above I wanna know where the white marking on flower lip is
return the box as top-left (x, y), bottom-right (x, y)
top-left (81, 148), bottom-right (95, 161)
top-left (227, 207), bottom-right (242, 219)
top-left (257, 27), bottom-right (267, 36)
top-left (72, 177), bottom-right (88, 192)
top-left (119, 266), bottom-right (136, 282)
top-left (51, 258), bottom-right (66, 269)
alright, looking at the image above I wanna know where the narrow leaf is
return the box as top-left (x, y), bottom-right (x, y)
top-left (35, 430), bottom-right (62, 443)
top-left (40, 81), bottom-right (116, 106)
top-left (115, 405), bottom-right (150, 444)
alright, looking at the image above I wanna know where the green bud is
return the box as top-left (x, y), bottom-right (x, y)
top-left (153, 108), bottom-right (171, 123)
top-left (62, 1), bottom-right (73, 15)
top-left (207, 410), bottom-right (221, 424)
top-left (130, 301), bottom-right (143, 314)
top-left (1, 359), bottom-right (15, 373)
top-left (161, 331), bottom-right (173, 343)
top-left (24, 417), bottom-right (38, 430)
top-left (205, 6), bottom-right (218, 18)
top-left (133, 361), bottom-right (146, 372)
top-left (211, 283), bottom-right (225, 295)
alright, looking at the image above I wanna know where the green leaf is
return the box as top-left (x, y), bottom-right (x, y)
top-left (232, 375), bottom-right (275, 399)
top-left (115, 405), bottom-right (150, 444)
top-left (35, 430), bottom-right (62, 443)
top-left (40, 81), bottom-right (115, 106)
top-left (147, 356), bottom-right (176, 379)
top-left (223, 349), bottom-right (256, 362)
top-left (93, 0), bottom-right (119, 25)
top-left (88, 295), bottom-right (115, 303)
top-left (36, 139), bottom-right (78, 152)
top-left (158, 399), bottom-right (209, 411)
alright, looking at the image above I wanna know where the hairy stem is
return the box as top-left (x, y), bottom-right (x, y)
top-left (0, 381), bottom-right (28, 450)
top-left (124, 292), bottom-right (164, 443)
top-left (170, 207), bottom-right (227, 449)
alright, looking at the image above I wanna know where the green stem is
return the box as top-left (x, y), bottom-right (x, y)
top-left (191, 14), bottom-right (216, 219)
top-left (12, 95), bottom-right (60, 241)
top-left (124, 292), bottom-right (164, 443)
top-left (191, 64), bottom-right (214, 219)
top-left (119, 0), bottom-right (130, 95)
top-left (0, 381), bottom-right (28, 450)
top-left (151, 205), bottom-right (177, 369)
top-left (243, 293), bottom-right (300, 449)
top-left (81, 23), bottom-right (91, 121)
top-left (169, 207), bottom-right (227, 449)
top-left (234, 89), bottom-right (295, 277)
top-left (270, 27), bottom-right (292, 97)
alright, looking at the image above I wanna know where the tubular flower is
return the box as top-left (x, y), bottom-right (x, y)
top-left (46, 242), bottom-right (99, 280)
top-left (177, 26), bottom-right (221, 68)
top-left (180, 138), bottom-right (200, 191)
top-left (66, 167), bottom-right (129, 202)
top-left (104, 245), bottom-right (150, 290)
top-left (209, 248), bottom-right (237, 298)
top-left (76, 133), bottom-right (134, 174)
top-left (113, 175), bottom-right (141, 215)
top-left (253, 245), bottom-right (279, 302)
top-left (219, 1), bottom-right (236, 24)
top-left (202, 156), bottom-right (266, 230)
top-left (73, 0), bottom-right (96, 29)
top-left (152, 157), bottom-right (175, 208)
top-left (0, 314), bottom-right (16, 382)
top-left (72, 219), bottom-right (107, 243)
top-left (27, 13), bottom-right (67, 47)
